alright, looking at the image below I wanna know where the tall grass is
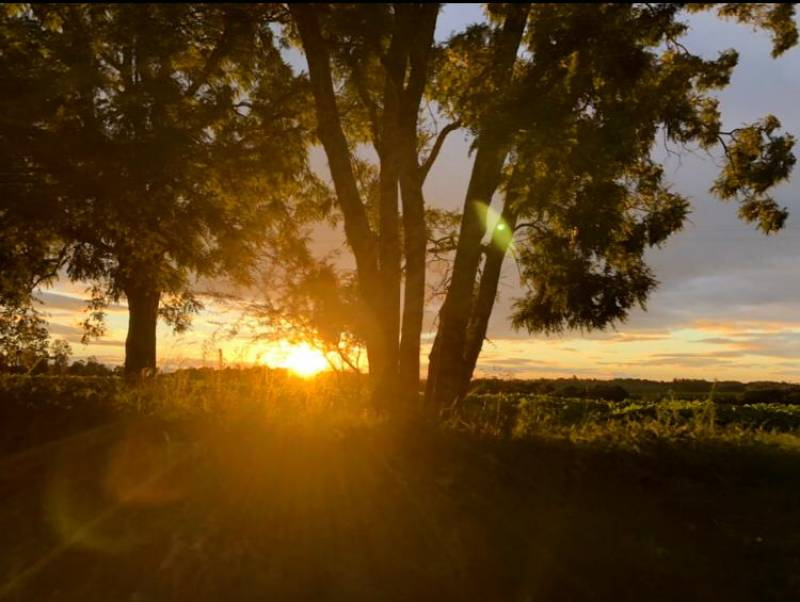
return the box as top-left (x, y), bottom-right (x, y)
top-left (451, 393), bottom-right (800, 451)
top-left (4, 371), bottom-right (800, 453)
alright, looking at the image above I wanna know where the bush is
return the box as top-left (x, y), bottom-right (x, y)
top-left (742, 389), bottom-right (786, 405)
top-left (587, 384), bottom-right (630, 402)
top-left (0, 374), bottom-right (124, 453)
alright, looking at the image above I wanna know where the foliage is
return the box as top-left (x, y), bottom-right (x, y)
top-left (4, 372), bottom-right (800, 445)
top-left (689, 3), bottom-right (799, 58)
top-left (469, 376), bottom-right (800, 403)
top-left (455, 393), bottom-right (800, 442)
top-left (0, 299), bottom-right (50, 372)
top-left (436, 3), bottom-right (797, 332)
top-left (49, 339), bottom-right (72, 373)
top-left (66, 356), bottom-right (117, 377)
top-left (251, 263), bottom-right (368, 372)
top-left (0, 370), bottom-right (371, 453)
top-left (0, 4), bottom-right (317, 368)
top-left (2, 372), bottom-right (800, 600)
top-left (426, 4), bottom-right (796, 406)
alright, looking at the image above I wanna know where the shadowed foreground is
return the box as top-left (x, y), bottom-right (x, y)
top-left (2, 406), bottom-right (800, 602)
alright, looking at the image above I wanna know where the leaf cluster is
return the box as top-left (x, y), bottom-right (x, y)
top-left (432, 3), bottom-right (796, 333)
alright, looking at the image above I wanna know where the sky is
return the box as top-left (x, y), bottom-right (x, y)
top-left (36, 5), bottom-right (800, 382)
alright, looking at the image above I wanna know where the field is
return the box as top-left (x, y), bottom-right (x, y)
top-left (2, 371), bottom-right (800, 601)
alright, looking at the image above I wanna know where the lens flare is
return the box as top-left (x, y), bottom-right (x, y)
top-left (476, 201), bottom-right (514, 250)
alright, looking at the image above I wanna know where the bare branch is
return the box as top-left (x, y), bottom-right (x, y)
top-left (419, 120), bottom-right (461, 181)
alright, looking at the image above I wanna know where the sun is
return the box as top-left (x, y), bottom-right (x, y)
top-left (278, 342), bottom-right (329, 378)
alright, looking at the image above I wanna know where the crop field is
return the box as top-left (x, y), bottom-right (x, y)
top-left (1, 371), bottom-right (799, 601)
top-left (454, 393), bottom-right (800, 442)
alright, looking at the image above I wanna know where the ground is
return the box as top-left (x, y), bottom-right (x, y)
top-left (1, 374), bottom-right (800, 601)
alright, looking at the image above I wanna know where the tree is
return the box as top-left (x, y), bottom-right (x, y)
top-left (0, 300), bottom-right (50, 373)
top-left (424, 3), bottom-right (796, 406)
top-left (0, 4), bottom-right (313, 377)
top-left (282, 4), bottom-right (796, 406)
top-left (289, 4), bottom-right (453, 401)
top-left (49, 339), bottom-right (72, 374)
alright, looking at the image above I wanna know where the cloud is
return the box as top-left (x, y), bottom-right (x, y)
top-left (36, 291), bottom-right (127, 314)
top-left (36, 292), bottom-right (88, 311)
top-left (623, 355), bottom-right (734, 368)
top-left (690, 319), bottom-right (800, 334)
top-left (607, 333), bottom-right (672, 343)
top-left (46, 323), bottom-right (83, 336)
top-left (732, 332), bottom-right (800, 359)
top-left (480, 357), bottom-right (557, 368)
top-left (66, 337), bottom-right (125, 347)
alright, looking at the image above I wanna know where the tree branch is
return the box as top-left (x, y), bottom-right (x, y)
top-left (419, 120), bottom-right (461, 181)
top-left (290, 5), bottom-right (379, 287)
top-left (185, 8), bottom-right (248, 98)
top-left (342, 52), bottom-right (382, 149)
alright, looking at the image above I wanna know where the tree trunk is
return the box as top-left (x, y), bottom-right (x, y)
top-left (395, 4), bottom-right (439, 403)
top-left (124, 281), bottom-right (160, 378)
top-left (373, 15), bottom-right (406, 401)
top-left (424, 143), bottom-right (504, 406)
top-left (293, 4), bottom-right (443, 406)
top-left (457, 205), bottom-right (518, 400)
top-left (398, 155), bottom-right (426, 401)
top-left (425, 5), bottom-right (529, 407)
top-left (291, 5), bottom-right (380, 298)
top-left (291, 5), bottom-right (386, 389)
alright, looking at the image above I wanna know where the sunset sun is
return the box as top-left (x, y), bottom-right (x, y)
top-left (272, 342), bottom-right (329, 377)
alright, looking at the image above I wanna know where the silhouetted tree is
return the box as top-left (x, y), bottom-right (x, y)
top-left (289, 4), bottom-right (452, 401)
top-left (281, 4), bottom-right (796, 406)
top-left (0, 4), bottom-right (312, 377)
top-left (49, 339), bottom-right (72, 374)
top-left (425, 3), bottom-right (796, 405)
top-left (5, 4), bottom-right (794, 397)
top-left (0, 301), bottom-right (49, 373)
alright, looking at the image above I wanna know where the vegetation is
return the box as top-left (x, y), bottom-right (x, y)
top-left (1, 3), bottom-right (799, 599)
top-left (0, 5), bottom-right (314, 376)
top-left (2, 4), bottom-right (796, 398)
top-left (470, 377), bottom-right (800, 404)
top-left (2, 371), bottom-right (800, 600)
top-left (426, 3), bottom-right (796, 405)
top-left (265, 4), bottom-right (799, 404)
top-left (456, 393), bottom-right (800, 438)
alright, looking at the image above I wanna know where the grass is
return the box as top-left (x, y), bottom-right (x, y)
top-left (452, 393), bottom-right (800, 447)
top-left (2, 371), bottom-right (800, 600)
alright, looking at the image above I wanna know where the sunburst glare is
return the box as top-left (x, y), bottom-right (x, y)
top-left (263, 342), bottom-right (329, 377)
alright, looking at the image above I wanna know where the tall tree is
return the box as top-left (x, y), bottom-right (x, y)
top-left (0, 4), bottom-right (312, 376)
top-left (289, 4), bottom-right (451, 401)
top-left (425, 3), bottom-right (797, 406)
top-left (282, 4), bottom-right (796, 406)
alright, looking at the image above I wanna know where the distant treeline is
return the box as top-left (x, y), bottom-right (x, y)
top-left (0, 357), bottom-right (119, 377)
top-left (3, 365), bottom-right (799, 405)
top-left (469, 377), bottom-right (800, 405)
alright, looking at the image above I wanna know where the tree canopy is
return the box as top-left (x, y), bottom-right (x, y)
top-left (425, 3), bottom-right (796, 405)
top-left (1, 4), bottom-right (796, 396)
top-left (0, 4), bottom-right (315, 375)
